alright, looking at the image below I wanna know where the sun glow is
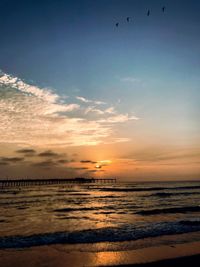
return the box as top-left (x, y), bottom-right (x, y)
top-left (99, 160), bottom-right (112, 164)
top-left (95, 165), bottom-right (101, 169)
top-left (94, 160), bottom-right (112, 169)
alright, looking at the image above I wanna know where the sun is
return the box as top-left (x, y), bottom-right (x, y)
top-left (95, 165), bottom-right (101, 169)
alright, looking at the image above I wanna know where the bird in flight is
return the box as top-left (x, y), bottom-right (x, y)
top-left (162, 6), bottom-right (166, 12)
top-left (116, 22), bottom-right (119, 27)
top-left (127, 17), bottom-right (130, 22)
top-left (147, 10), bottom-right (150, 16)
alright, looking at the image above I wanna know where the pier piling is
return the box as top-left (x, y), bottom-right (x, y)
top-left (0, 178), bottom-right (116, 188)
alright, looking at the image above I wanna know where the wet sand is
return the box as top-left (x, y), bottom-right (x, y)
top-left (0, 240), bottom-right (200, 267)
top-left (106, 254), bottom-right (200, 266)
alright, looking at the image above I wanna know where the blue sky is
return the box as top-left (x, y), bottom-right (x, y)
top-left (0, 0), bottom-right (199, 179)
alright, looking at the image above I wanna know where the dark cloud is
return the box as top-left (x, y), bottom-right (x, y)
top-left (32, 157), bottom-right (70, 168)
top-left (0, 161), bottom-right (9, 166)
top-left (57, 159), bottom-right (69, 164)
top-left (32, 160), bottom-right (58, 168)
top-left (16, 149), bottom-right (36, 154)
top-left (80, 160), bottom-right (97, 164)
top-left (38, 150), bottom-right (64, 158)
top-left (74, 167), bottom-right (89, 170)
top-left (1, 157), bottom-right (24, 163)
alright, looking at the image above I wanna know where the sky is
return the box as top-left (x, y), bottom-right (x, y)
top-left (0, 0), bottom-right (199, 180)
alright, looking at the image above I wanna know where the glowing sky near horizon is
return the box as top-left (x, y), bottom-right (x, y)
top-left (0, 0), bottom-right (199, 180)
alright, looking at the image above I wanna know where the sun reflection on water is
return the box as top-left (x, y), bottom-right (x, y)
top-left (92, 250), bottom-right (124, 266)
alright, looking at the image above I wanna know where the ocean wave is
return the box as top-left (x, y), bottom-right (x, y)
top-left (58, 216), bottom-right (90, 220)
top-left (150, 192), bottom-right (172, 197)
top-left (137, 206), bottom-right (200, 215)
top-left (100, 185), bottom-right (200, 192)
top-left (151, 192), bottom-right (200, 197)
top-left (179, 220), bottom-right (200, 226)
top-left (93, 195), bottom-right (119, 199)
top-left (54, 207), bottom-right (102, 212)
top-left (68, 193), bottom-right (91, 196)
top-left (1, 220), bottom-right (200, 249)
top-left (0, 199), bottom-right (48, 206)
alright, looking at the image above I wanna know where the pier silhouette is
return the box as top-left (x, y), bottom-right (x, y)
top-left (0, 177), bottom-right (116, 188)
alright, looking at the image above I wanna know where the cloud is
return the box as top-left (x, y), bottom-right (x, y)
top-left (16, 149), bottom-right (36, 154)
top-left (87, 169), bottom-right (105, 173)
top-left (57, 159), bottom-right (69, 164)
top-left (85, 106), bottom-right (105, 115)
top-left (76, 96), bottom-right (90, 103)
top-left (76, 96), bottom-right (106, 105)
top-left (104, 107), bottom-right (116, 114)
top-left (0, 157), bottom-right (24, 163)
top-left (123, 148), bottom-right (200, 164)
top-left (108, 137), bottom-right (131, 143)
top-left (73, 167), bottom-right (89, 170)
top-left (32, 160), bottom-right (58, 168)
top-left (31, 156), bottom-right (69, 168)
top-left (38, 150), bottom-right (63, 158)
top-left (80, 160), bottom-right (97, 164)
top-left (0, 162), bottom-right (9, 166)
top-left (84, 106), bottom-right (116, 116)
top-left (120, 76), bottom-right (140, 83)
top-left (99, 114), bottom-right (139, 123)
top-left (0, 71), bottom-right (138, 147)
top-left (87, 169), bottom-right (98, 173)
top-left (0, 72), bottom-right (58, 103)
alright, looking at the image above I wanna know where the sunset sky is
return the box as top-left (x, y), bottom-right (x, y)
top-left (0, 0), bottom-right (199, 180)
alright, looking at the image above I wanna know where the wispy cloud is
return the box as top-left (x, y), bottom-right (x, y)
top-left (99, 114), bottom-right (139, 123)
top-left (0, 72), bottom-right (58, 103)
top-left (76, 96), bottom-right (106, 105)
top-left (0, 71), bottom-right (139, 147)
top-left (120, 76), bottom-right (140, 83)
top-left (104, 107), bottom-right (116, 114)
top-left (85, 106), bottom-right (116, 115)
top-left (123, 148), bottom-right (200, 165)
top-left (84, 106), bottom-right (105, 115)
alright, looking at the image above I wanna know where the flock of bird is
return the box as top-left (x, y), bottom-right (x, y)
top-left (115, 6), bottom-right (166, 27)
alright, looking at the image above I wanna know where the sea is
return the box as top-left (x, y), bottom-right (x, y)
top-left (1, 181), bottom-right (200, 251)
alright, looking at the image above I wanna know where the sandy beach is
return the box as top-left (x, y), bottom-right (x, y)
top-left (107, 254), bottom-right (200, 267)
top-left (1, 240), bottom-right (200, 267)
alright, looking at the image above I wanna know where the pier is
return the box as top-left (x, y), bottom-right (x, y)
top-left (0, 177), bottom-right (116, 188)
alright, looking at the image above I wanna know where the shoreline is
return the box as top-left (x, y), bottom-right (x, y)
top-left (0, 240), bottom-right (200, 267)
